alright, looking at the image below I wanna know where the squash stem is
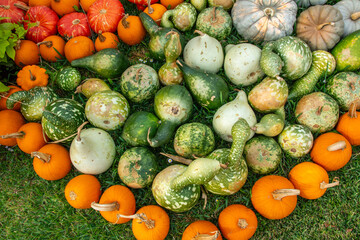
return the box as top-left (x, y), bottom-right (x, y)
top-left (29, 70), bottom-right (36, 81)
top-left (263, 7), bottom-right (274, 17)
top-left (327, 141), bottom-right (347, 151)
top-left (117, 213), bottom-right (155, 229)
top-left (31, 151), bottom-right (51, 163)
top-left (147, 0), bottom-right (154, 14)
top-left (348, 100), bottom-right (359, 118)
top-left (193, 231), bottom-right (220, 240)
top-left (320, 179), bottom-right (339, 189)
top-left (351, 12), bottom-right (360, 21)
top-left (37, 41), bottom-right (53, 48)
top-left (211, 7), bottom-right (217, 23)
top-left (98, 31), bottom-right (106, 42)
top-left (316, 22), bottom-right (335, 30)
top-left (272, 189), bottom-right (300, 200)
top-left (0, 131), bottom-right (25, 139)
top-left (194, 30), bottom-right (204, 36)
top-left (121, 14), bottom-right (130, 29)
top-left (238, 218), bottom-right (249, 229)
top-left (91, 201), bottom-right (120, 212)
top-left (160, 152), bottom-right (228, 169)
top-left (0, 5), bottom-right (10, 9)
top-left (13, 3), bottom-right (29, 11)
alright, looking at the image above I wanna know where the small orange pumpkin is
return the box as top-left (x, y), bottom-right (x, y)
top-left (29, 0), bottom-right (51, 7)
top-left (251, 175), bottom-right (300, 220)
top-left (32, 143), bottom-right (72, 180)
top-left (38, 35), bottom-right (65, 62)
top-left (50, 0), bottom-right (79, 16)
top-left (79, 0), bottom-right (96, 12)
top-left (0, 109), bottom-right (26, 146)
top-left (65, 174), bottom-right (102, 209)
top-left (289, 162), bottom-right (340, 200)
top-left (16, 65), bottom-right (49, 91)
top-left (94, 31), bottom-right (119, 52)
top-left (64, 36), bottom-right (95, 63)
top-left (91, 185), bottom-right (136, 224)
top-left (143, 3), bottom-right (167, 26)
top-left (310, 132), bottom-right (352, 171)
top-left (117, 14), bottom-right (146, 46)
top-left (182, 220), bottom-right (222, 240)
top-left (160, 0), bottom-right (183, 9)
top-left (336, 99), bottom-right (360, 146)
top-left (14, 40), bottom-right (40, 67)
top-left (0, 85), bottom-right (22, 111)
top-left (218, 204), bottom-right (258, 240)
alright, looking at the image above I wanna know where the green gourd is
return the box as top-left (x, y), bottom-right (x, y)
top-left (161, 2), bottom-right (197, 32)
top-left (253, 106), bottom-right (285, 137)
top-left (56, 66), bottom-right (81, 91)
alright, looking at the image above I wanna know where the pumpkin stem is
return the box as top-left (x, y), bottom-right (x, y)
top-left (316, 22), bottom-right (335, 30)
top-left (37, 41), bottom-right (53, 48)
top-left (263, 7), bottom-right (274, 17)
top-left (193, 231), bottom-right (220, 240)
top-left (29, 70), bottom-right (36, 81)
top-left (201, 186), bottom-right (207, 210)
top-left (320, 178), bottom-right (340, 190)
top-left (13, 3), bottom-right (29, 11)
top-left (160, 152), bottom-right (228, 169)
top-left (327, 141), bottom-right (347, 151)
top-left (117, 213), bottom-right (155, 229)
top-left (194, 30), bottom-right (205, 36)
top-left (69, 191), bottom-right (77, 201)
top-left (316, 106), bottom-right (323, 116)
top-left (351, 12), bottom-right (360, 21)
top-left (348, 100), bottom-right (359, 118)
top-left (72, 19), bottom-right (81, 25)
top-left (237, 218), bottom-right (249, 229)
top-left (76, 121), bottom-right (89, 142)
top-left (272, 189), bottom-right (300, 200)
top-left (0, 131), bottom-right (25, 139)
top-left (121, 14), bottom-right (130, 29)
top-left (0, 5), bottom-right (10, 9)
top-left (176, 59), bottom-right (183, 67)
top-left (15, 39), bottom-right (21, 50)
top-left (31, 151), bottom-right (51, 163)
top-left (147, 0), bottom-right (154, 14)
top-left (91, 201), bottom-right (120, 212)
top-left (98, 31), bottom-right (106, 42)
top-left (50, 132), bottom-right (78, 143)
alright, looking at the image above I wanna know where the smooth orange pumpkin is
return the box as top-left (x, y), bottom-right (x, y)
top-left (79, 0), bottom-right (95, 12)
top-left (289, 162), bottom-right (339, 200)
top-left (16, 65), bottom-right (49, 91)
top-left (64, 36), bottom-right (95, 63)
top-left (29, 0), bottom-right (51, 7)
top-left (336, 100), bottom-right (360, 146)
top-left (50, 0), bottom-right (79, 16)
top-left (218, 204), bottom-right (258, 240)
top-left (14, 40), bottom-right (40, 67)
top-left (251, 175), bottom-right (300, 220)
top-left (143, 3), bottom-right (167, 26)
top-left (91, 185), bottom-right (136, 224)
top-left (310, 132), bottom-right (352, 171)
top-left (117, 14), bottom-right (146, 46)
top-left (32, 143), bottom-right (72, 180)
top-left (0, 85), bottom-right (22, 111)
top-left (38, 35), bottom-right (65, 62)
top-left (160, 0), bottom-right (183, 9)
top-left (65, 174), bottom-right (102, 209)
top-left (94, 31), bottom-right (119, 51)
top-left (0, 110), bottom-right (26, 146)
top-left (182, 220), bottom-right (222, 240)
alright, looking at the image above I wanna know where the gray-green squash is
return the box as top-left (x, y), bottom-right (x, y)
top-left (253, 106), bottom-right (285, 137)
top-left (161, 2), bottom-right (197, 32)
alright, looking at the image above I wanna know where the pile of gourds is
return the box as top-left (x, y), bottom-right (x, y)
top-left (1, 0), bottom-right (360, 238)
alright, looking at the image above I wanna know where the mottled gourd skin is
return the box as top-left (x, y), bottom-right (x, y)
top-left (295, 92), bottom-right (339, 133)
top-left (334, 0), bottom-right (360, 37)
top-left (254, 107), bottom-right (285, 137)
top-left (278, 124), bottom-right (313, 158)
top-left (326, 72), bottom-right (360, 111)
top-left (56, 67), bottom-right (81, 91)
top-left (160, 3), bottom-right (197, 32)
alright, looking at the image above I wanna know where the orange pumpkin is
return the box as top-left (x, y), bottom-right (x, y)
top-left (143, 3), bottom-right (167, 26)
top-left (251, 175), bottom-right (300, 220)
top-left (29, 0), bottom-right (51, 7)
top-left (218, 204), bottom-right (258, 240)
top-left (336, 99), bottom-right (360, 146)
top-left (117, 14), bottom-right (146, 46)
top-left (79, 0), bottom-right (96, 12)
top-left (14, 40), bottom-right (40, 67)
top-left (91, 185), bottom-right (136, 224)
top-left (50, 0), bottom-right (79, 16)
top-left (0, 85), bottom-right (22, 111)
top-left (94, 31), bottom-right (119, 51)
top-left (182, 220), bottom-right (222, 240)
top-left (64, 36), bottom-right (95, 63)
top-left (289, 162), bottom-right (339, 200)
top-left (310, 132), bottom-right (352, 171)
top-left (16, 65), bottom-right (49, 91)
top-left (160, 0), bottom-right (183, 9)
top-left (32, 143), bottom-right (72, 180)
top-left (132, 205), bottom-right (170, 240)
top-left (38, 35), bottom-right (65, 62)
top-left (0, 110), bottom-right (26, 146)
top-left (65, 174), bottom-right (102, 209)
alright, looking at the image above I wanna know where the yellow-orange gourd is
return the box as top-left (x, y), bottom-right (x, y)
top-left (14, 40), bottom-right (40, 67)
top-left (117, 14), bottom-right (146, 46)
top-left (0, 110), bottom-right (26, 146)
top-left (336, 100), bottom-right (360, 146)
top-left (64, 36), bottom-right (95, 63)
top-left (16, 65), bottom-right (49, 91)
top-left (94, 32), bottom-right (119, 51)
top-left (182, 220), bottom-right (222, 240)
top-left (143, 3), bottom-right (167, 26)
top-left (51, 0), bottom-right (79, 16)
top-left (38, 35), bottom-right (65, 62)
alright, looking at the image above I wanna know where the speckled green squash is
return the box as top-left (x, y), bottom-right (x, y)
top-left (326, 72), bottom-right (360, 111)
top-left (278, 124), bottom-right (314, 158)
top-left (332, 29), bottom-right (360, 72)
top-left (244, 136), bottom-right (282, 174)
top-left (118, 147), bottom-right (158, 189)
top-left (7, 86), bottom-right (58, 122)
top-left (295, 92), bottom-right (339, 133)
top-left (161, 3), bottom-right (197, 32)
top-left (56, 67), bottom-right (81, 91)
top-left (85, 90), bottom-right (130, 131)
top-left (174, 122), bottom-right (215, 158)
top-left (121, 111), bottom-right (160, 147)
top-left (120, 64), bottom-right (160, 103)
top-left (253, 107), bottom-right (285, 137)
top-left (42, 98), bottom-right (86, 142)
top-left (75, 78), bottom-right (111, 98)
top-left (260, 36), bottom-right (312, 81)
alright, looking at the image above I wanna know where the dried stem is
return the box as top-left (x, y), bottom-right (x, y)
top-left (121, 14), bottom-right (130, 28)
top-left (13, 3), bottom-right (29, 11)
top-left (348, 99), bottom-right (360, 118)
top-left (194, 30), bottom-right (204, 36)
top-left (160, 152), bottom-right (228, 169)
top-left (31, 151), bottom-right (51, 163)
top-left (29, 70), bottom-right (36, 81)
top-left (320, 178), bottom-right (340, 190)
top-left (147, 0), bottom-right (154, 14)
top-left (91, 201), bottom-right (120, 212)
top-left (327, 141), bottom-right (347, 151)
top-left (193, 231), bottom-right (220, 240)
top-left (37, 41), bottom-right (53, 48)
top-left (0, 5), bottom-right (10, 9)
top-left (76, 121), bottom-right (89, 142)
top-left (264, 7), bottom-right (275, 17)
top-left (0, 131), bottom-right (25, 139)
top-left (272, 189), bottom-right (300, 200)
top-left (351, 12), bottom-right (360, 21)
top-left (317, 22), bottom-right (335, 30)
top-left (116, 213), bottom-right (155, 229)
top-left (238, 218), bottom-right (249, 229)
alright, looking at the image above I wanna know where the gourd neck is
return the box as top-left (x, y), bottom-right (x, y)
top-left (272, 189), bottom-right (300, 200)
top-left (228, 118), bottom-right (250, 166)
top-left (192, 231), bottom-right (220, 239)
top-left (234, 89), bottom-right (248, 103)
top-left (31, 151), bottom-right (51, 163)
top-left (351, 11), bottom-right (360, 21)
top-left (316, 22), bottom-right (334, 30)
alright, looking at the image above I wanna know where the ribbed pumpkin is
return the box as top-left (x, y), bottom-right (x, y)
top-left (14, 40), bottom-right (40, 67)
top-left (0, 0), bottom-right (27, 23)
top-left (16, 65), bottom-right (49, 91)
top-left (64, 174), bottom-right (102, 209)
top-left (0, 110), bottom-right (26, 147)
top-left (251, 175), bottom-right (300, 220)
top-left (64, 36), bottom-right (95, 63)
top-left (336, 100), bottom-right (360, 146)
top-left (38, 35), bottom-right (65, 62)
top-left (310, 132), bottom-right (352, 171)
top-left (218, 204), bottom-right (258, 240)
top-left (94, 32), bottom-right (119, 51)
top-left (117, 14), bottom-right (146, 46)
top-left (182, 220), bottom-right (222, 240)
top-left (57, 12), bottom-right (91, 39)
top-left (334, 0), bottom-right (360, 37)
top-left (0, 85), bottom-right (22, 111)
top-left (289, 162), bottom-right (340, 200)
top-left (50, 0), bottom-right (79, 16)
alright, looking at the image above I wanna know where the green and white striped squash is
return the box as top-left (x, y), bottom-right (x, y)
top-left (56, 66), bottom-right (81, 91)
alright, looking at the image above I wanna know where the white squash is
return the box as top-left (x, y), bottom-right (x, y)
top-left (224, 43), bottom-right (264, 86)
top-left (70, 128), bottom-right (116, 175)
top-left (213, 90), bottom-right (257, 142)
top-left (183, 31), bottom-right (224, 74)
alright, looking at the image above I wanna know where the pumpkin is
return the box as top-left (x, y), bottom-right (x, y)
top-left (296, 5), bottom-right (344, 51)
top-left (251, 175), bottom-right (300, 219)
top-left (182, 220), bottom-right (222, 240)
top-left (94, 32), bottom-right (119, 51)
top-left (0, 85), bottom-right (22, 111)
top-left (64, 174), bottom-right (102, 209)
top-left (87, 0), bottom-right (125, 33)
top-left (132, 205), bottom-right (170, 240)
top-left (117, 14), bottom-right (146, 46)
top-left (14, 40), bottom-right (40, 67)
top-left (57, 12), bottom-right (91, 39)
top-left (0, 110), bottom-right (26, 147)
top-left (160, 0), bottom-right (183, 9)
top-left (64, 36), bottom-right (95, 63)
top-left (336, 100), bottom-right (360, 146)
top-left (231, 0), bottom-right (298, 43)
top-left (143, 3), bottom-right (167, 26)
top-left (334, 0), bottom-right (360, 37)
top-left (37, 35), bottom-right (65, 62)
top-left (310, 132), bottom-right (352, 171)
top-left (29, 0), bottom-right (51, 7)
top-left (91, 185), bottom-right (136, 224)
top-left (50, 0), bottom-right (79, 16)
top-left (16, 65), bottom-right (49, 91)
top-left (218, 204), bottom-right (258, 240)
top-left (295, 0), bottom-right (327, 8)
top-left (32, 143), bottom-right (72, 181)
top-left (0, 0), bottom-right (26, 23)
top-left (289, 162), bottom-right (340, 200)
top-left (79, 0), bottom-right (95, 12)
